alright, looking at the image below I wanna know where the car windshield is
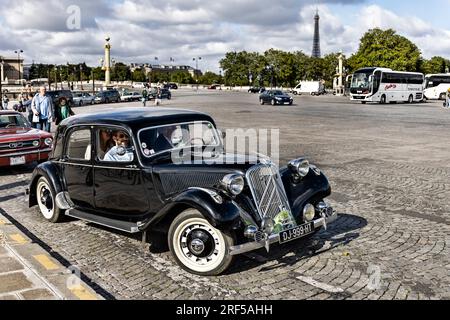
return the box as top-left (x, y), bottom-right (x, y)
top-left (138, 121), bottom-right (221, 157)
top-left (0, 114), bottom-right (30, 129)
top-left (273, 91), bottom-right (284, 95)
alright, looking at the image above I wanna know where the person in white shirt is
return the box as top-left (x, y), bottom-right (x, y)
top-left (103, 130), bottom-right (134, 162)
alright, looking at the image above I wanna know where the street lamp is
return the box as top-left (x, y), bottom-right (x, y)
top-left (14, 50), bottom-right (23, 86)
top-left (0, 58), bottom-right (4, 99)
top-left (193, 57), bottom-right (202, 91)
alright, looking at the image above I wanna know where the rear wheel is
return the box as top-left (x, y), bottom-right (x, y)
top-left (105, 98), bottom-right (109, 104)
top-left (408, 95), bottom-right (414, 104)
top-left (168, 209), bottom-right (234, 276)
top-left (36, 177), bottom-right (62, 223)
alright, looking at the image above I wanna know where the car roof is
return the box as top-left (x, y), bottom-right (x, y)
top-left (0, 110), bottom-right (21, 116)
top-left (59, 107), bottom-right (215, 132)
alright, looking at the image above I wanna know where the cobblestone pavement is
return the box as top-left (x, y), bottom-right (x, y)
top-left (0, 90), bottom-right (448, 300)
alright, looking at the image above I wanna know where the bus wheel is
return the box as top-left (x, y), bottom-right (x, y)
top-left (380, 95), bottom-right (386, 104)
top-left (408, 95), bottom-right (414, 104)
top-left (439, 93), bottom-right (446, 100)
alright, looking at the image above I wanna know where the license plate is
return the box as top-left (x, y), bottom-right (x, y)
top-left (279, 222), bottom-right (314, 244)
top-left (10, 156), bottom-right (26, 166)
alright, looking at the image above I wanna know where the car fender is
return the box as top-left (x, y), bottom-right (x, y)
top-left (280, 167), bottom-right (331, 220)
top-left (28, 162), bottom-right (65, 207)
top-left (145, 188), bottom-right (242, 230)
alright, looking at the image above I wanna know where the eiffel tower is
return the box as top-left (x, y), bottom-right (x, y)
top-left (312, 9), bottom-right (321, 58)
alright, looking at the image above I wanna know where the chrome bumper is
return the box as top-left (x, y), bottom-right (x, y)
top-left (229, 210), bottom-right (338, 256)
top-left (0, 148), bottom-right (52, 158)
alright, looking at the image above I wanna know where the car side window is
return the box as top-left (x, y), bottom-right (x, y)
top-left (100, 129), bottom-right (135, 163)
top-left (66, 129), bottom-right (91, 161)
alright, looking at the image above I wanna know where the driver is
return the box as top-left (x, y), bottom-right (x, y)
top-left (103, 130), bottom-right (134, 162)
top-left (154, 125), bottom-right (178, 152)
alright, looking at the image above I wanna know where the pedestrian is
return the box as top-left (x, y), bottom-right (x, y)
top-left (154, 87), bottom-right (162, 106)
top-left (445, 88), bottom-right (450, 107)
top-left (54, 97), bottom-right (74, 125)
top-left (142, 88), bottom-right (148, 107)
top-left (24, 94), bottom-right (34, 124)
top-left (31, 86), bottom-right (54, 132)
top-left (1, 94), bottom-right (9, 110)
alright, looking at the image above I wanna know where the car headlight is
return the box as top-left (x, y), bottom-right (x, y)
top-left (32, 140), bottom-right (40, 147)
top-left (221, 173), bottom-right (245, 196)
top-left (44, 138), bottom-right (53, 147)
top-left (288, 158), bottom-right (310, 178)
top-left (303, 203), bottom-right (315, 222)
top-left (275, 97), bottom-right (282, 100)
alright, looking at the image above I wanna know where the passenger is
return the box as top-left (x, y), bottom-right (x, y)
top-left (103, 130), bottom-right (134, 162)
top-left (98, 129), bottom-right (114, 159)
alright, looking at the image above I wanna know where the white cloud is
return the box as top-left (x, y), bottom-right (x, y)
top-left (0, 0), bottom-right (449, 74)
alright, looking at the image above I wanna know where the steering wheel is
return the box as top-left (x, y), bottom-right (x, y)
top-left (190, 137), bottom-right (205, 146)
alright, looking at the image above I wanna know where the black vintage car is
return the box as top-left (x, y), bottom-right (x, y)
top-left (27, 108), bottom-right (336, 276)
top-left (259, 90), bottom-right (293, 105)
top-left (248, 87), bottom-right (265, 94)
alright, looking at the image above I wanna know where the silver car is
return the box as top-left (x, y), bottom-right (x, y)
top-left (72, 92), bottom-right (95, 106)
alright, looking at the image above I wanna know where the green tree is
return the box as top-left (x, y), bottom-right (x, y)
top-left (111, 62), bottom-right (131, 81)
top-left (348, 28), bottom-right (422, 72)
top-left (132, 68), bottom-right (147, 82)
top-left (421, 56), bottom-right (450, 74)
top-left (199, 71), bottom-right (222, 85)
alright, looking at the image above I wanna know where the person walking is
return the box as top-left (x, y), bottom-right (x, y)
top-left (1, 94), bottom-right (9, 110)
top-left (445, 88), bottom-right (450, 109)
top-left (54, 97), bottom-right (74, 125)
top-left (31, 86), bottom-right (54, 132)
top-left (154, 87), bottom-right (162, 106)
top-left (142, 88), bottom-right (148, 107)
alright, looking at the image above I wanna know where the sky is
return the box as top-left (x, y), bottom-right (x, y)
top-left (0, 0), bottom-right (449, 73)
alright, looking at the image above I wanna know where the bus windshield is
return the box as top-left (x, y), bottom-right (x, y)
top-left (351, 71), bottom-right (373, 90)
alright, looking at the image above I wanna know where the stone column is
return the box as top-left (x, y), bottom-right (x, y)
top-left (336, 52), bottom-right (344, 96)
top-left (104, 37), bottom-right (111, 86)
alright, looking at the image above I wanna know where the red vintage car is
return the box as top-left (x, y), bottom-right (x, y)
top-left (0, 110), bottom-right (53, 167)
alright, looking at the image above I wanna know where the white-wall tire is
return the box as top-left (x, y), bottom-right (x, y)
top-left (36, 177), bottom-right (62, 223)
top-left (168, 209), bottom-right (234, 276)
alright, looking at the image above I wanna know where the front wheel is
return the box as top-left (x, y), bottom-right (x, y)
top-left (439, 93), bottom-right (446, 100)
top-left (168, 209), bottom-right (234, 276)
top-left (408, 95), bottom-right (414, 104)
top-left (36, 176), bottom-right (63, 223)
top-left (271, 99), bottom-right (276, 106)
top-left (380, 95), bottom-right (386, 104)
top-left (260, 98), bottom-right (264, 105)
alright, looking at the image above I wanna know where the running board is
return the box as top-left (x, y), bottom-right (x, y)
top-left (65, 209), bottom-right (141, 233)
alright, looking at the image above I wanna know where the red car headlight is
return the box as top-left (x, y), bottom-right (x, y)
top-left (44, 138), bottom-right (53, 147)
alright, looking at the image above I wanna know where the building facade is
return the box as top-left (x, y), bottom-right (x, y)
top-left (0, 57), bottom-right (24, 83)
top-left (130, 63), bottom-right (202, 78)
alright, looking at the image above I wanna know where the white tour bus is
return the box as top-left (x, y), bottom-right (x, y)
top-left (350, 67), bottom-right (424, 104)
top-left (423, 74), bottom-right (450, 100)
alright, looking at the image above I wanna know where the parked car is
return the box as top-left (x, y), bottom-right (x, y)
top-left (94, 90), bottom-right (121, 104)
top-left (148, 88), bottom-right (171, 100)
top-left (27, 107), bottom-right (337, 276)
top-left (120, 91), bottom-right (142, 102)
top-left (259, 90), bottom-right (293, 105)
top-left (72, 91), bottom-right (95, 106)
top-left (46, 90), bottom-right (74, 107)
top-left (0, 110), bottom-right (53, 167)
top-left (248, 87), bottom-right (265, 93)
top-left (132, 82), bottom-right (146, 89)
top-left (207, 84), bottom-right (221, 90)
top-left (164, 83), bottom-right (178, 90)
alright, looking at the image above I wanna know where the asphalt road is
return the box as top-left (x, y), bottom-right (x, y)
top-left (0, 89), bottom-right (449, 300)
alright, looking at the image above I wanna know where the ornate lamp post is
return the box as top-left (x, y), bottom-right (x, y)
top-left (193, 57), bottom-right (201, 91)
top-left (14, 49), bottom-right (24, 86)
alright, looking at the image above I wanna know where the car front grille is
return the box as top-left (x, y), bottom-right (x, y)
top-left (246, 163), bottom-right (291, 221)
top-left (0, 140), bottom-right (39, 152)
